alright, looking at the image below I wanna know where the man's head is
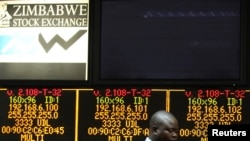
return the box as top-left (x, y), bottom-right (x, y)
top-left (148, 110), bottom-right (179, 141)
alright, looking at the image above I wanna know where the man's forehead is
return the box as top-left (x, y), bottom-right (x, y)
top-left (158, 114), bottom-right (178, 127)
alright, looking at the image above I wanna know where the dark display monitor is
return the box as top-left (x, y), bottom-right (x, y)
top-left (92, 0), bottom-right (249, 87)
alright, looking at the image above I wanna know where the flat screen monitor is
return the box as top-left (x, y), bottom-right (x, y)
top-left (0, 0), bottom-right (90, 86)
top-left (92, 0), bottom-right (248, 87)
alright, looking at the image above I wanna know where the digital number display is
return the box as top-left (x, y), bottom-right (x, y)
top-left (78, 88), bottom-right (166, 141)
top-left (0, 88), bottom-right (249, 141)
top-left (0, 88), bottom-right (77, 141)
top-left (170, 89), bottom-right (250, 141)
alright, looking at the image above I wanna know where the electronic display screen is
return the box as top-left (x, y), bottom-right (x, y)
top-left (0, 1), bottom-right (249, 141)
top-left (170, 89), bottom-right (250, 141)
top-left (0, 0), bottom-right (89, 81)
top-left (97, 0), bottom-right (244, 84)
top-left (0, 88), bottom-right (77, 141)
top-left (1, 87), bottom-right (249, 141)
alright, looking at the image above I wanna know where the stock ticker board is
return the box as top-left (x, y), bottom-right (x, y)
top-left (0, 87), bottom-right (249, 141)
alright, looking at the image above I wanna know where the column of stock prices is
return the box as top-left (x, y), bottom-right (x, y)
top-left (0, 88), bottom-right (250, 141)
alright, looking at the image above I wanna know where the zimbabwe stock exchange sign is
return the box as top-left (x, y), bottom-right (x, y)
top-left (0, 0), bottom-right (89, 82)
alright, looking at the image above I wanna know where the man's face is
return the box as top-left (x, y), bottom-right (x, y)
top-left (156, 127), bottom-right (178, 141)
top-left (154, 118), bottom-right (179, 141)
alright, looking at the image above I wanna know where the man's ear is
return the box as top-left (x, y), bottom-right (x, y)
top-left (152, 126), bottom-right (158, 133)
